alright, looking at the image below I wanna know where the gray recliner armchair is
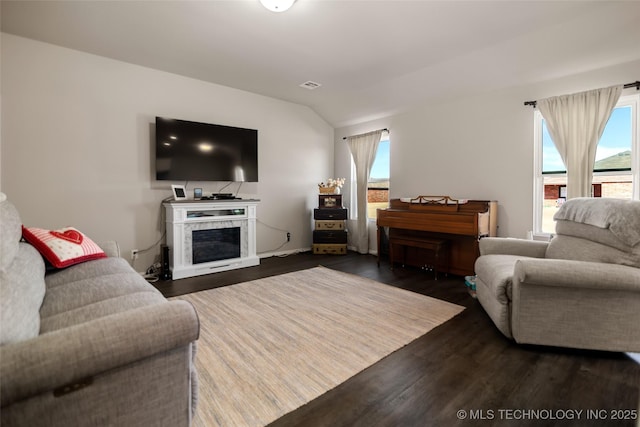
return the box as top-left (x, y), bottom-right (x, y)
top-left (474, 197), bottom-right (640, 352)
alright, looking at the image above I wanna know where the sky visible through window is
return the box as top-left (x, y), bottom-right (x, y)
top-left (543, 106), bottom-right (632, 172)
top-left (370, 139), bottom-right (390, 179)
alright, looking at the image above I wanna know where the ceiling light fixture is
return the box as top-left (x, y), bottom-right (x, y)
top-left (260, 0), bottom-right (296, 13)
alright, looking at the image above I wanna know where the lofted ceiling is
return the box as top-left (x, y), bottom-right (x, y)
top-left (2, 0), bottom-right (640, 128)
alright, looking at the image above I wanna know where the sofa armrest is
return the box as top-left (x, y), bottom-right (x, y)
top-left (479, 237), bottom-right (548, 258)
top-left (513, 258), bottom-right (640, 291)
top-left (511, 258), bottom-right (640, 352)
top-left (98, 241), bottom-right (121, 258)
top-left (0, 300), bottom-right (199, 407)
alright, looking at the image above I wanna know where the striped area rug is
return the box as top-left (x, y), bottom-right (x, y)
top-left (174, 266), bottom-right (464, 427)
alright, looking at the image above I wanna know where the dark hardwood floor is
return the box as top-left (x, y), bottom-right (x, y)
top-left (154, 251), bottom-right (640, 427)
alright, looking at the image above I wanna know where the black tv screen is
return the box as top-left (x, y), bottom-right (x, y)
top-left (155, 117), bottom-right (258, 182)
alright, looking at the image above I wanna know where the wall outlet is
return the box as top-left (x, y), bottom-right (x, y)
top-left (287, 232), bottom-right (291, 242)
top-left (131, 249), bottom-right (139, 261)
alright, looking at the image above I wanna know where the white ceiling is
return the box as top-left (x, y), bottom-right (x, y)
top-left (2, 0), bottom-right (640, 128)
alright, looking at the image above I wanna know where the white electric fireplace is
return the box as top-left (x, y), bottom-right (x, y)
top-left (164, 199), bottom-right (260, 280)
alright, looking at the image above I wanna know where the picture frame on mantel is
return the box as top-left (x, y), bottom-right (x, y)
top-left (171, 184), bottom-right (187, 201)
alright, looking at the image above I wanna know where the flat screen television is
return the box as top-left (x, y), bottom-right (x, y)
top-left (155, 116), bottom-right (258, 182)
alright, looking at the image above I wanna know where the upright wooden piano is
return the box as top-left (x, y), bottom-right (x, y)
top-left (377, 196), bottom-right (497, 276)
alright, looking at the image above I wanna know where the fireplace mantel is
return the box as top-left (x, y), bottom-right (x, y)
top-left (164, 199), bottom-right (260, 280)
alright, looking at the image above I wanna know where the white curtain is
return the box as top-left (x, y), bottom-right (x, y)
top-left (537, 85), bottom-right (622, 199)
top-left (346, 129), bottom-right (383, 254)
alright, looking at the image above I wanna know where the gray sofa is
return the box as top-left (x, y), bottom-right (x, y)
top-left (0, 193), bottom-right (200, 426)
top-left (475, 197), bottom-right (640, 352)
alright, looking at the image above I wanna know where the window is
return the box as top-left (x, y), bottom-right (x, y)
top-left (349, 135), bottom-right (390, 220)
top-left (367, 138), bottom-right (390, 218)
top-left (533, 94), bottom-right (639, 234)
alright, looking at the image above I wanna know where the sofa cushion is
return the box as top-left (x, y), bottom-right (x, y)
top-left (555, 220), bottom-right (633, 253)
top-left (553, 197), bottom-right (640, 247)
top-left (0, 243), bottom-right (46, 345)
top-left (0, 194), bottom-right (47, 345)
top-left (45, 257), bottom-right (138, 289)
top-left (546, 235), bottom-right (640, 268)
top-left (22, 226), bottom-right (106, 269)
top-left (41, 269), bottom-right (162, 318)
top-left (0, 194), bottom-right (21, 271)
top-left (40, 291), bottom-right (166, 333)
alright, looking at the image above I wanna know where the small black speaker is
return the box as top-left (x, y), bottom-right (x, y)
top-left (161, 244), bottom-right (171, 280)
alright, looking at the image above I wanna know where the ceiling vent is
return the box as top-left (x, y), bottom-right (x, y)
top-left (299, 81), bottom-right (322, 90)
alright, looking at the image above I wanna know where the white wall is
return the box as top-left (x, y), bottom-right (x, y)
top-left (1, 34), bottom-right (334, 269)
top-left (336, 58), bottom-right (640, 240)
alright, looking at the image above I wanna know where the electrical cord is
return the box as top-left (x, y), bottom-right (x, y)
top-left (267, 237), bottom-right (289, 254)
top-left (142, 262), bottom-right (162, 283)
top-left (131, 196), bottom-right (169, 276)
top-left (234, 182), bottom-right (243, 198)
top-left (257, 219), bottom-right (288, 234)
top-left (217, 181), bottom-right (233, 194)
top-left (257, 219), bottom-right (292, 254)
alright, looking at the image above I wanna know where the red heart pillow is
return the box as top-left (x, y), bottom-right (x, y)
top-left (50, 229), bottom-right (84, 245)
top-left (22, 226), bottom-right (107, 269)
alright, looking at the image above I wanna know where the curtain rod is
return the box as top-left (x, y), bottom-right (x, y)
top-left (342, 128), bottom-right (389, 140)
top-left (524, 80), bottom-right (640, 108)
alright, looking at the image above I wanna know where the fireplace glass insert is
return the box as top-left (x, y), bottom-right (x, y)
top-left (192, 227), bottom-right (241, 264)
